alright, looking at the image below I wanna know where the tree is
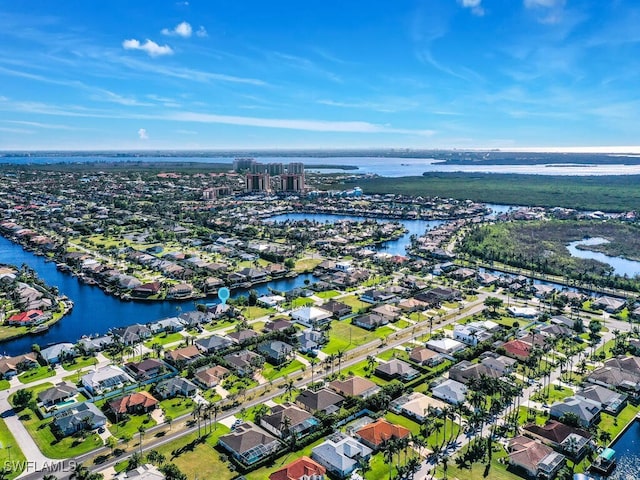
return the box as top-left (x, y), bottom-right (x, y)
top-left (284, 379), bottom-right (296, 400)
top-left (105, 436), bottom-right (118, 455)
top-left (192, 403), bottom-right (203, 438)
top-left (137, 425), bottom-right (146, 454)
top-left (147, 449), bottom-right (166, 466)
top-left (165, 415), bottom-right (173, 431)
top-left (13, 389), bottom-right (33, 410)
top-left (160, 464), bottom-right (187, 480)
top-left (284, 258), bottom-right (295, 269)
top-left (248, 289), bottom-right (258, 306)
top-left (127, 452), bottom-right (142, 471)
top-left (357, 456), bottom-right (371, 480)
top-left (484, 296), bottom-right (503, 314)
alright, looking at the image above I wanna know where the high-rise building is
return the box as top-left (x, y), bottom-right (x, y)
top-left (287, 162), bottom-right (305, 174)
top-left (245, 173), bottom-right (271, 193)
top-left (267, 163), bottom-right (284, 176)
top-left (233, 158), bottom-right (256, 172)
top-left (280, 174), bottom-right (305, 192)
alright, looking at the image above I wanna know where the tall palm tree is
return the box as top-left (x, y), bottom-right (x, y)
top-left (284, 379), bottom-right (296, 400)
top-left (212, 403), bottom-right (221, 431)
top-left (336, 350), bottom-right (344, 374)
top-left (192, 403), bottom-right (202, 438)
top-left (137, 425), bottom-right (146, 455)
top-left (382, 440), bottom-right (395, 480)
top-left (357, 456), bottom-right (371, 480)
top-left (310, 357), bottom-right (318, 385)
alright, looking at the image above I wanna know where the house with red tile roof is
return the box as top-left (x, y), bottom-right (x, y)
top-left (269, 456), bottom-right (326, 480)
top-left (502, 339), bottom-right (533, 360)
top-left (355, 418), bottom-right (411, 450)
top-left (109, 391), bottom-right (158, 417)
top-left (6, 309), bottom-right (46, 326)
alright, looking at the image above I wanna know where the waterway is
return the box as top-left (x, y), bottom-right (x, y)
top-left (566, 238), bottom-right (640, 278)
top-left (605, 419), bottom-right (640, 480)
top-left (0, 236), bottom-right (317, 356)
top-left (0, 212), bottom-right (443, 355)
top-left (7, 155), bottom-right (640, 177)
top-left (265, 213), bottom-right (445, 256)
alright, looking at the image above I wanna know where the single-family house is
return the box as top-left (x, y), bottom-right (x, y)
top-left (52, 402), bottom-right (107, 437)
top-left (263, 319), bottom-right (294, 333)
top-left (296, 388), bottom-right (345, 414)
top-left (194, 365), bottom-right (230, 388)
top-left (291, 306), bottom-right (333, 328)
top-left (409, 347), bottom-right (443, 367)
top-left (575, 385), bottom-right (627, 415)
top-left (218, 422), bottom-right (279, 466)
top-left (164, 345), bottom-right (203, 367)
top-left (6, 309), bottom-right (46, 326)
top-left (111, 324), bottom-right (152, 345)
top-left (592, 296), bottom-right (626, 313)
top-left (37, 382), bottom-right (78, 408)
top-left (223, 350), bottom-right (263, 376)
top-left (258, 340), bottom-right (294, 365)
top-left (425, 338), bottom-right (466, 355)
top-left (453, 323), bottom-right (493, 346)
top-left (259, 403), bottom-right (319, 439)
top-left (0, 353), bottom-right (39, 379)
top-left (328, 376), bottom-right (380, 399)
top-left (355, 418), bottom-right (411, 450)
top-left (311, 433), bottom-right (372, 479)
top-left (352, 313), bottom-right (387, 331)
top-left (195, 335), bottom-right (233, 354)
top-left (82, 365), bottom-right (133, 395)
top-left (269, 456), bottom-right (326, 480)
top-left (319, 300), bottom-right (352, 320)
top-left (523, 421), bottom-right (593, 459)
top-left (297, 329), bottom-right (325, 354)
top-left (40, 343), bottom-right (76, 364)
top-left (124, 359), bottom-right (166, 380)
top-left (154, 377), bottom-right (198, 399)
top-left (226, 329), bottom-right (259, 345)
top-left (148, 317), bottom-right (184, 334)
top-left (114, 463), bottom-right (165, 480)
top-left (507, 435), bottom-right (566, 479)
top-left (391, 392), bottom-right (447, 422)
top-left (109, 391), bottom-right (159, 417)
top-left (375, 359), bottom-right (420, 382)
top-left (431, 379), bottom-right (468, 405)
top-left (549, 397), bottom-right (602, 428)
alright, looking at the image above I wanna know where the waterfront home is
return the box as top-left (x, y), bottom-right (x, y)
top-left (549, 397), bottom-right (602, 428)
top-left (194, 365), bottom-right (230, 388)
top-left (40, 343), bottom-right (76, 364)
top-left (78, 335), bottom-right (114, 353)
top-left (355, 418), bottom-right (411, 451)
top-left (575, 385), bottom-right (627, 415)
top-left (179, 310), bottom-right (213, 327)
top-left (352, 313), bottom-right (387, 330)
top-left (257, 340), bottom-right (294, 365)
top-left (319, 299), bottom-right (353, 320)
top-left (195, 335), bottom-right (233, 354)
top-left (592, 296), bottom-right (626, 313)
top-left (507, 435), bottom-right (566, 479)
top-left (269, 456), bottom-right (326, 480)
top-left (164, 345), bottom-right (203, 367)
top-left (218, 422), bottom-right (279, 466)
top-left (449, 267), bottom-right (476, 281)
top-left (259, 403), bottom-right (319, 439)
top-left (154, 377), bottom-right (198, 399)
top-left (425, 337), bottom-right (466, 355)
top-left (223, 350), bottom-right (263, 376)
top-left (390, 392), bottom-right (447, 422)
top-left (131, 281), bottom-right (162, 298)
top-left (167, 283), bottom-right (194, 299)
top-left (296, 388), bottom-right (345, 414)
top-left (148, 317), bottom-right (184, 334)
top-left (0, 353), bottom-right (39, 378)
top-left (409, 347), bottom-right (443, 366)
top-left (52, 402), bottom-right (107, 437)
top-left (37, 382), bottom-right (78, 408)
top-left (311, 433), bottom-right (372, 479)
top-left (328, 376), bottom-right (380, 399)
top-left (522, 420), bottom-right (593, 459)
top-left (477, 271), bottom-right (499, 285)
top-left (6, 309), bottom-right (46, 326)
top-left (431, 379), bottom-right (468, 405)
top-left (82, 365), bottom-right (134, 395)
top-left (109, 391), bottom-right (159, 418)
top-left (112, 324), bottom-right (152, 345)
top-left (291, 306), bottom-right (333, 328)
top-left (124, 358), bottom-right (166, 380)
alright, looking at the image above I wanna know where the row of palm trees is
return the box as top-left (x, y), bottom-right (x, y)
top-left (191, 401), bottom-right (222, 437)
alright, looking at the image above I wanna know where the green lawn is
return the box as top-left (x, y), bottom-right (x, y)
top-left (290, 297), bottom-right (315, 308)
top-left (517, 406), bottom-right (548, 426)
top-left (241, 305), bottom-right (274, 320)
top-left (0, 325), bottom-right (29, 343)
top-left (598, 403), bottom-right (640, 441)
top-left (531, 384), bottom-right (574, 404)
top-left (144, 332), bottom-right (184, 347)
top-left (339, 295), bottom-right (370, 312)
top-left (385, 412), bottom-right (421, 435)
top-left (244, 436), bottom-right (326, 480)
top-left (18, 366), bottom-right (55, 384)
top-left (62, 356), bottom-right (98, 371)
top-left (0, 379), bottom-right (10, 390)
top-left (19, 407), bottom-right (103, 458)
top-left (262, 359), bottom-right (305, 381)
top-left (323, 322), bottom-right (385, 354)
top-left (377, 348), bottom-right (410, 362)
top-left (434, 447), bottom-right (523, 480)
top-left (316, 290), bottom-right (341, 299)
top-left (294, 257), bottom-right (323, 272)
top-left (0, 417), bottom-right (27, 479)
top-left (159, 397), bottom-right (196, 419)
top-left (110, 413), bottom-right (157, 440)
top-left (221, 375), bottom-right (258, 395)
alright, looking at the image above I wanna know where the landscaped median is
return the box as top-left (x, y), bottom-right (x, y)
top-left (0, 417), bottom-right (27, 480)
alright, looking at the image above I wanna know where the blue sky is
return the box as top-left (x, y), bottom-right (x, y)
top-left (1, 0), bottom-right (640, 150)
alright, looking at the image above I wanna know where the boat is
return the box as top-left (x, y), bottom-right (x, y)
top-left (31, 324), bottom-right (49, 334)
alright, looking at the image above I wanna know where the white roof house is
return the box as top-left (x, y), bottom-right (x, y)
top-left (425, 337), bottom-right (466, 355)
top-left (82, 365), bottom-right (133, 395)
top-left (257, 295), bottom-right (286, 307)
top-left (291, 306), bottom-right (333, 327)
top-left (507, 306), bottom-right (540, 318)
top-left (432, 379), bottom-right (468, 405)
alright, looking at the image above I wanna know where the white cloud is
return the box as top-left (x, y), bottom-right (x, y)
top-left (138, 128), bottom-right (149, 140)
top-left (162, 21), bottom-right (192, 38)
top-left (459, 0), bottom-right (484, 16)
top-left (122, 39), bottom-right (173, 57)
top-left (196, 26), bottom-right (208, 38)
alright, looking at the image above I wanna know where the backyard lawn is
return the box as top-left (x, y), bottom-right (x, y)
top-left (110, 413), bottom-right (157, 440)
top-left (322, 322), bottom-right (389, 354)
top-left (159, 397), bottom-right (196, 419)
top-left (434, 448), bottom-right (524, 480)
top-left (143, 332), bottom-right (184, 348)
top-left (339, 295), bottom-right (371, 312)
top-left (316, 290), bottom-right (341, 299)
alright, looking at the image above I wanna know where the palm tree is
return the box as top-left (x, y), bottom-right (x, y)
top-left (382, 440), bottom-right (395, 480)
top-left (212, 403), bottom-right (221, 431)
top-left (441, 454), bottom-right (450, 480)
top-left (137, 425), bottom-right (146, 454)
top-left (310, 357), bottom-right (318, 385)
top-left (357, 456), bottom-right (371, 480)
top-left (192, 403), bottom-right (202, 438)
top-left (42, 475), bottom-right (58, 480)
top-left (336, 349), bottom-right (344, 374)
top-left (284, 379), bottom-right (296, 400)
top-left (366, 355), bottom-right (377, 374)
top-left (146, 449), bottom-right (166, 466)
top-left (406, 457), bottom-right (421, 480)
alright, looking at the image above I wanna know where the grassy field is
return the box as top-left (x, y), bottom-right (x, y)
top-left (159, 397), bottom-right (196, 419)
top-left (339, 295), bottom-right (370, 312)
top-left (241, 306), bottom-right (274, 320)
top-left (316, 290), bottom-right (341, 299)
top-left (0, 325), bottom-right (29, 343)
top-left (110, 413), bottom-right (157, 440)
top-left (143, 332), bottom-right (184, 347)
top-left (262, 359), bottom-right (305, 381)
top-left (294, 257), bottom-right (323, 272)
top-left (598, 403), bottom-right (640, 441)
top-left (0, 417), bottom-right (27, 479)
top-left (339, 172), bottom-right (640, 212)
top-left (323, 322), bottom-right (393, 354)
top-left (434, 447), bottom-right (523, 480)
top-left (0, 379), bottom-right (10, 390)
